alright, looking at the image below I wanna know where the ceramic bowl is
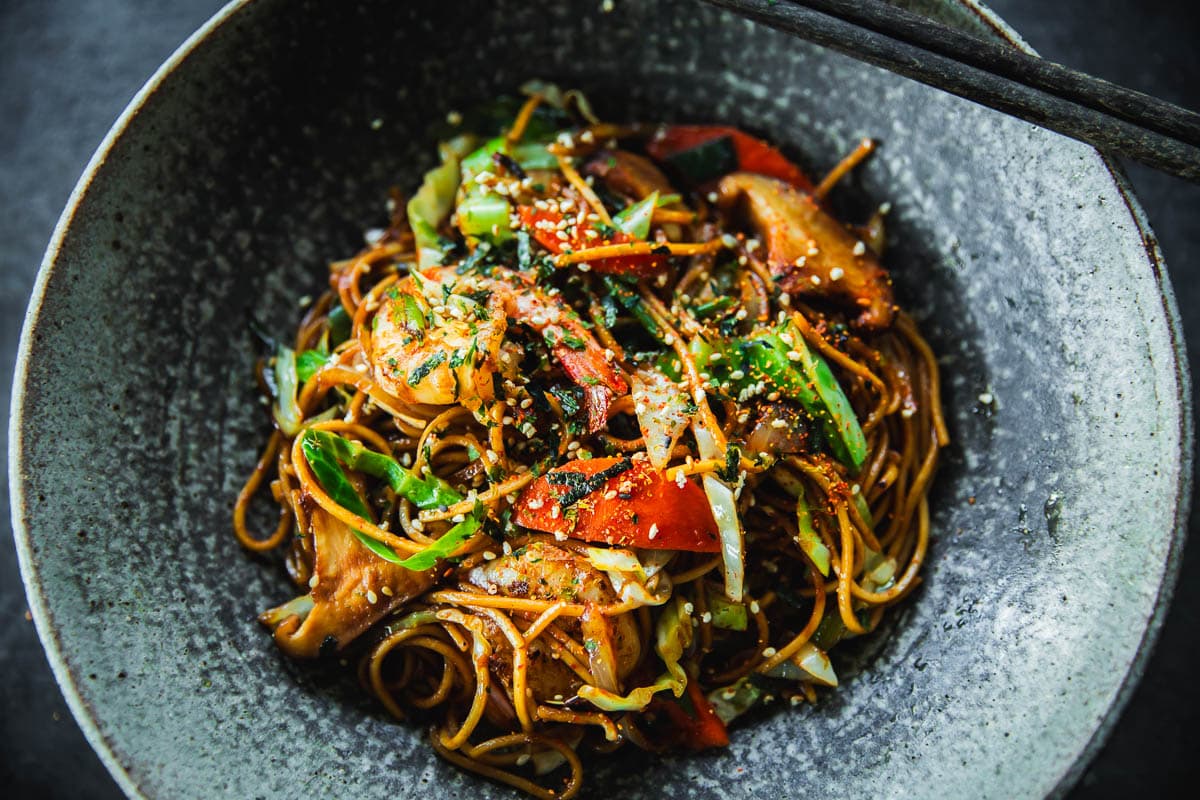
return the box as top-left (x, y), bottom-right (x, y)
top-left (10, 1), bottom-right (1191, 798)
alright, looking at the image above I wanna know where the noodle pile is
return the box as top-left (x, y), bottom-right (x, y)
top-left (235, 84), bottom-right (946, 799)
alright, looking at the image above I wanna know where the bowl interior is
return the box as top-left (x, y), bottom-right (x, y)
top-left (11, 1), bottom-right (1189, 798)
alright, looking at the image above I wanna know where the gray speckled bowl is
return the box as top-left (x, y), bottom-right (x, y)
top-left (9, 1), bottom-right (1192, 798)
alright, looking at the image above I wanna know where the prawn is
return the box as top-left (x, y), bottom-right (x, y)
top-left (368, 265), bottom-right (627, 431)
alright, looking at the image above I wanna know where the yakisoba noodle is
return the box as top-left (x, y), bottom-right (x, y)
top-left (236, 83), bottom-right (946, 798)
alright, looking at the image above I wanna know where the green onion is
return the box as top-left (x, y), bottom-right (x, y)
top-left (706, 676), bottom-right (763, 724)
top-left (613, 190), bottom-right (658, 240)
top-left (307, 430), bottom-right (462, 509)
top-left (327, 305), bottom-right (351, 347)
top-left (295, 349), bottom-right (330, 383)
top-left (706, 586), bottom-right (748, 631)
top-left (301, 430), bottom-right (476, 568)
top-left (271, 345), bottom-right (303, 436)
top-left (457, 193), bottom-right (513, 243)
top-left (407, 148), bottom-right (462, 268)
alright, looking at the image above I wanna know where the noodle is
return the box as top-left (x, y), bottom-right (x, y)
top-left (235, 85), bottom-right (945, 797)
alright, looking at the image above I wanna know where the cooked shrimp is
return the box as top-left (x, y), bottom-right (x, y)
top-left (368, 266), bottom-right (627, 430)
top-left (368, 276), bottom-right (508, 413)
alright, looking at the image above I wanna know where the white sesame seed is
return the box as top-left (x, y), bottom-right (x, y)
top-left (366, 589), bottom-right (378, 604)
top-left (762, 647), bottom-right (777, 658)
top-left (708, 352), bottom-right (723, 363)
top-left (786, 350), bottom-right (802, 361)
top-left (604, 490), bottom-right (618, 500)
top-left (682, 601), bottom-right (694, 615)
top-left (749, 601), bottom-right (761, 613)
top-left (693, 388), bottom-right (706, 404)
top-left (451, 513), bottom-right (466, 523)
top-left (648, 523), bottom-right (660, 540)
top-left (483, 551), bottom-right (497, 560)
top-left (851, 483), bottom-right (861, 495)
top-left (978, 392), bottom-right (994, 405)
top-left (550, 505), bottom-right (561, 519)
top-left (770, 418), bottom-right (789, 429)
top-left (308, 574), bottom-right (320, 588)
top-left (779, 292), bottom-right (791, 306)
top-left (852, 240), bottom-right (867, 256)
top-left (829, 267), bottom-right (845, 281)
top-left (810, 274), bottom-right (822, 285)
top-left (766, 391), bottom-right (781, 401)
top-left (729, 369), bottom-right (746, 380)
top-left (794, 255), bottom-right (807, 267)
top-left (720, 233), bottom-right (739, 248)
top-left (527, 498), bottom-right (545, 510)
top-left (701, 611), bottom-right (713, 623)
top-left (879, 201), bottom-right (892, 214)
top-left (707, 191), bottom-right (719, 203)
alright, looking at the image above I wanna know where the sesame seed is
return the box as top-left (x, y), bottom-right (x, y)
top-left (779, 292), bottom-right (791, 306)
top-left (527, 498), bottom-right (545, 510)
top-left (829, 267), bottom-right (845, 281)
top-left (308, 574), bottom-right (320, 588)
top-left (682, 601), bottom-right (694, 614)
top-left (762, 647), bottom-right (777, 658)
top-left (721, 233), bottom-right (739, 248)
top-left (852, 240), bottom-right (866, 256)
top-left (550, 506), bottom-right (561, 519)
top-left (749, 601), bottom-right (761, 613)
top-left (810, 274), bottom-right (822, 285)
top-left (366, 589), bottom-right (378, 604)
top-left (604, 490), bottom-right (618, 500)
top-left (794, 255), bottom-right (807, 267)
top-left (786, 350), bottom-right (802, 361)
top-left (729, 369), bottom-right (746, 380)
top-left (707, 191), bottom-right (719, 203)
top-left (978, 392), bottom-right (994, 405)
top-left (693, 388), bottom-right (706, 404)
top-left (766, 391), bottom-right (781, 401)
top-left (879, 201), bottom-right (892, 214)
top-left (770, 418), bottom-right (789, 429)
top-left (648, 523), bottom-right (660, 540)
top-left (708, 352), bottom-right (723, 363)
top-left (452, 513), bottom-right (466, 523)
top-left (735, 308), bottom-right (748, 320)
top-left (851, 484), bottom-right (861, 495)
top-left (483, 551), bottom-right (497, 560)
top-left (701, 611), bottom-right (713, 623)
top-left (520, 397), bottom-right (533, 409)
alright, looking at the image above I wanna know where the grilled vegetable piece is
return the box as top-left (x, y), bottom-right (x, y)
top-left (717, 172), bottom-right (894, 329)
top-left (260, 509), bottom-right (437, 659)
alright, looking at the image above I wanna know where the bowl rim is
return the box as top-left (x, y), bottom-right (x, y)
top-left (8, 1), bottom-right (1193, 798)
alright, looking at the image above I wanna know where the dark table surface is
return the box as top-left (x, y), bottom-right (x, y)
top-left (1, 1), bottom-right (1196, 797)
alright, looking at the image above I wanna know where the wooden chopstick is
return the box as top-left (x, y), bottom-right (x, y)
top-left (700, 0), bottom-right (1200, 182)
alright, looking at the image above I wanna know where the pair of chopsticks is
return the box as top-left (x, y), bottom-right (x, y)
top-left (701, 0), bottom-right (1200, 182)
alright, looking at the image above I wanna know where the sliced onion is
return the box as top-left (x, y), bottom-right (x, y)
top-left (703, 474), bottom-right (744, 601)
top-left (630, 367), bottom-right (694, 470)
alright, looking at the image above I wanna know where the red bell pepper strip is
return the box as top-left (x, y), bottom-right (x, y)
top-left (512, 457), bottom-right (720, 552)
top-left (517, 206), bottom-right (667, 277)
